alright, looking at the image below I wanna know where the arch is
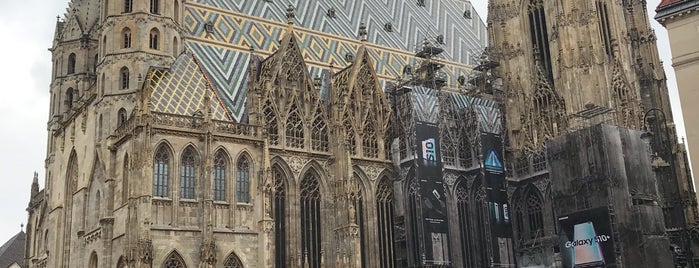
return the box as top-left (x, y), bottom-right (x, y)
top-left (362, 120), bottom-right (378, 158)
top-left (349, 170), bottom-right (367, 267)
top-left (149, 28), bottom-right (160, 50)
top-left (513, 184), bottom-right (544, 240)
top-left (298, 161), bottom-right (329, 194)
top-left (67, 53), bottom-right (76, 74)
top-left (163, 250), bottom-right (186, 268)
top-left (300, 169), bottom-right (322, 268)
top-left (180, 146), bottom-right (198, 199)
top-left (213, 149), bottom-right (229, 201)
top-left (223, 251), bottom-right (244, 268)
top-left (66, 150), bottom-right (79, 194)
top-left (153, 143), bottom-right (172, 197)
top-left (375, 175), bottom-right (395, 268)
top-left (118, 108), bottom-right (128, 126)
top-left (472, 179), bottom-right (489, 267)
top-left (263, 100), bottom-right (279, 145)
top-left (89, 251), bottom-right (98, 268)
top-left (310, 112), bottom-right (328, 152)
top-left (173, 36), bottom-right (179, 56)
top-left (455, 176), bottom-right (474, 267)
top-left (527, 0), bottom-right (553, 80)
top-left (236, 153), bottom-right (252, 203)
top-left (122, 27), bottom-right (132, 48)
top-left (120, 67), bottom-right (130, 90)
top-left (65, 87), bottom-right (74, 109)
top-left (285, 102), bottom-right (304, 148)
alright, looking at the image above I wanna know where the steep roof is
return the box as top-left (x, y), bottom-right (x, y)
top-left (0, 231), bottom-right (25, 268)
top-left (658, 0), bottom-right (684, 9)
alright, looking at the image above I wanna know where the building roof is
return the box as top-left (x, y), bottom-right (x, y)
top-left (656, 0), bottom-right (699, 22)
top-left (658, 0), bottom-right (684, 9)
top-left (0, 232), bottom-right (25, 268)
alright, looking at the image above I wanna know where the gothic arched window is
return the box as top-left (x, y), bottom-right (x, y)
top-left (150, 0), bottom-right (160, 14)
top-left (213, 150), bottom-right (227, 201)
top-left (65, 88), bottom-right (74, 109)
top-left (442, 134), bottom-right (456, 166)
top-left (515, 185), bottom-right (545, 240)
top-left (362, 122), bottom-right (379, 158)
top-left (236, 155), bottom-right (251, 203)
top-left (67, 53), bottom-right (76, 74)
top-left (122, 28), bottom-right (131, 49)
top-left (163, 251), bottom-right (186, 268)
top-left (528, 0), bottom-right (552, 80)
top-left (272, 165), bottom-right (287, 267)
top-left (118, 108), bottom-right (128, 126)
top-left (285, 104), bottom-right (304, 148)
top-left (311, 114), bottom-right (328, 152)
top-left (406, 176), bottom-right (421, 265)
top-left (173, 37), bottom-right (179, 56)
top-left (351, 173), bottom-right (366, 267)
top-left (300, 170), bottom-right (322, 268)
top-left (223, 252), bottom-right (244, 268)
top-left (149, 28), bottom-right (160, 50)
top-left (344, 117), bottom-right (357, 155)
top-left (474, 186), bottom-right (489, 267)
top-left (376, 176), bottom-right (395, 268)
top-left (458, 137), bottom-right (472, 168)
top-left (264, 101), bottom-right (279, 145)
top-left (153, 145), bottom-right (170, 197)
top-left (123, 0), bottom-right (133, 13)
top-left (596, 1), bottom-right (613, 59)
top-left (89, 252), bottom-right (98, 268)
top-left (180, 147), bottom-right (197, 199)
top-left (456, 181), bottom-right (474, 267)
top-left (123, 154), bottom-right (129, 204)
top-left (120, 67), bottom-right (130, 90)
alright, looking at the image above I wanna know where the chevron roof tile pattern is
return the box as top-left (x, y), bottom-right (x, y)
top-left (183, 0), bottom-right (486, 122)
top-left (405, 86), bottom-right (503, 134)
top-left (150, 52), bottom-right (232, 121)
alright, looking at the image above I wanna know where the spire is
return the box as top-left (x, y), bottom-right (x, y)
top-left (31, 172), bottom-right (39, 198)
top-left (286, 4), bottom-right (295, 28)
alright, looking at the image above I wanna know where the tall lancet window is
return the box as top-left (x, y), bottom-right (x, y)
top-left (180, 147), bottom-right (197, 199)
top-left (272, 165), bottom-right (287, 268)
top-left (596, 1), bottom-right (613, 59)
top-left (474, 186), bottom-right (489, 267)
top-left (350, 173), bottom-right (366, 267)
top-left (264, 101), bottom-right (279, 145)
top-left (300, 170), bottom-right (321, 268)
top-left (311, 112), bottom-right (329, 152)
top-left (376, 176), bottom-right (396, 268)
top-left (528, 0), bottom-right (553, 80)
top-left (213, 151), bottom-right (227, 201)
top-left (285, 103), bottom-right (304, 148)
top-left (456, 181), bottom-right (474, 267)
top-left (236, 155), bottom-right (251, 203)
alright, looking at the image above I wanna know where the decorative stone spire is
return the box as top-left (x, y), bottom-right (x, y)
top-left (286, 4), bottom-right (295, 27)
top-left (30, 171), bottom-right (39, 198)
top-left (358, 23), bottom-right (368, 42)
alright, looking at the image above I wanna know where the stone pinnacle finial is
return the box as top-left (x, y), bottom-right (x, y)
top-left (359, 23), bottom-right (368, 42)
top-left (286, 4), bottom-right (295, 25)
top-left (423, 38), bottom-right (430, 51)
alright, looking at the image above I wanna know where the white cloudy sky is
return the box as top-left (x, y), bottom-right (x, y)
top-left (0, 0), bottom-right (685, 244)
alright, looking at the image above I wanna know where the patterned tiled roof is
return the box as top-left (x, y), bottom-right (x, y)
top-left (149, 52), bottom-right (232, 121)
top-left (183, 0), bottom-right (487, 122)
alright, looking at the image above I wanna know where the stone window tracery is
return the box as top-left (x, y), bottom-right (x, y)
top-left (68, 53), bottom-right (76, 74)
top-left (351, 173), bottom-right (367, 267)
top-left (264, 101), bottom-right (279, 145)
top-left (300, 170), bottom-right (321, 268)
top-left (474, 186), bottom-right (489, 267)
top-left (528, 0), bottom-right (552, 80)
top-left (458, 137), bottom-right (472, 167)
top-left (362, 122), bottom-right (379, 158)
top-left (213, 151), bottom-right (227, 201)
top-left (442, 134), bottom-right (457, 166)
top-left (285, 104), bottom-right (304, 149)
top-left (456, 181), bottom-right (474, 267)
top-left (236, 155), bottom-right (251, 203)
top-left (149, 28), bottom-right (160, 50)
top-left (311, 114), bottom-right (328, 152)
top-left (180, 147), bottom-right (196, 199)
top-left (345, 117), bottom-right (357, 155)
top-left (163, 251), bottom-right (186, 268)
top-left (153, 145), bottom-right (170, 197)
top-left (223, 252), bottom-right (244, 268)
top-left (596, 1), bottom-right (613, 60)
top-left (514, 185), bottom-right (544, 240)
top-left (272, 165), bottom-right (287, 267)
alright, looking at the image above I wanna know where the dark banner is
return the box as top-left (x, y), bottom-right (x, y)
top-left (415, 121), bottom-right (450, 264)
top-left (558, 207), bottom-right (616, 268)
top-left (481, 132), bottom-right (514, 265)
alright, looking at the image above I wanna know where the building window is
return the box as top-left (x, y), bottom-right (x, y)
top-left (173, 37), bottom-right (179, 56)
top-left (123, 0), bottom-right (132, 13)
top-left (300, 170), bottom-right (321, 268)
top-left (285, 103), bottom-right (305, 148)
top-left (344, 117), bottom-right (356, 155)
top-left (272, 165), bottom-right (287, 267)
top-left (149, 28), bottom-right (160, 50)
top-left (236, 155), bottom-right (251, 203)
top-left (456, 181), bottom-right (474, 267)
top-left (596, 0), bottom-right (613, 59)
top-left (67, 53), bottom-right (76, 74)
top-left (180, 147), bottom-right (197, 199)
top-left (65, 88), bottom-right (74, 109)
top-left (376, 176), bottom-right (395, 268)
top-left (122, 28), bottom-right (131, 48)
top-left (89, 252), bottom-right (98, 268)
top-left (350, 173), bottom-right (366, 267)
top-left (163, 251), bottom-right (185, 268)
top-left (311, 114), bottom-right (328, 152)
top-left (514, 185), bottom-right (545, 241)
top-left (528, 0), bottom-right (553, 80)
top-left (213, 151), bottom-right (227, 202)
top-left (153, 145), bottom-right (170, 197)
top-left (223, 252), bottom-right (244, 268)
top-left (458, 137), bottom-right (472, 168)
top-left (264, 101), bottom-right (279, 145)
top-left (150, 0), bottom-right (160, 14)
top-left (120, 67), bottom-right (129, 90)
top-left (363, 123), bottom-right (379, 158)
top-left (118, 108), bottom-right (128, 126)
top-left (442, 135), bottom-right (457, 166)
top-left (122, 154), bottom-right (129, 204)
top-left (474, 186), bottom-right (489, 267)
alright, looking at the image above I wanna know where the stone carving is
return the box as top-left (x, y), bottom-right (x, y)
top-left (359, 165), bottom-right (383, 181)
top-left (200, 240), bottom-right (217, 265)
top-left (286, 156), bottom-right (309, 176)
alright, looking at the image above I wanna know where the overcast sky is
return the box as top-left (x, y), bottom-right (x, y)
top-left (0, 0), bottom-right (685, 244)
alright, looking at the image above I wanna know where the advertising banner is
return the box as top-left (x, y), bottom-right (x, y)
top-left (558, 207), bottom-right (615, 268)
top-left (481, 132), bottom-right (514, 265)
top-left (415, 121), bottom-right (450, 264)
